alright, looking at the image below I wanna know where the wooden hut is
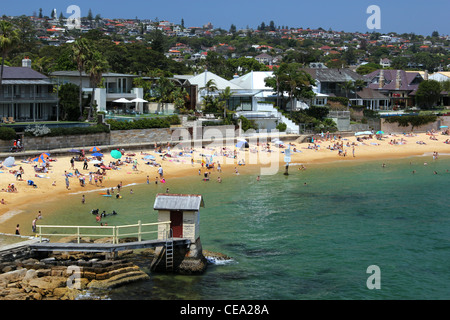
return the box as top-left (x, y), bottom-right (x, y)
top-left (153, 193), bottom-right (204, 242)
top-left (152, 193), bottom-right (207, 274)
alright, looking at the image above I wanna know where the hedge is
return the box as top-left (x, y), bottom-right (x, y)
top-left (106, 115), bottom-right (181, 130)
top-left (0, 126), bottom-right (17, 141)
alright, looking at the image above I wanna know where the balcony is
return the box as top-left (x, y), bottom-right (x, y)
top-left (0, 93), bottom-right (58, 103)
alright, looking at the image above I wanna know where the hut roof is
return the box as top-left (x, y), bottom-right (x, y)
top-left (153, 194), bottom-right (204, 211)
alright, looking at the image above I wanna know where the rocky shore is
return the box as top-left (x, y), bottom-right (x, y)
top-left (0, 237), bottom-right (152, 300)
top-left (0, 236), bottom-right (232, 300)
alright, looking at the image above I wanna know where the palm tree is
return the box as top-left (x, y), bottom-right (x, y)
top-left (85, 49), bottom-right (109, 119)
top-left (219, 86), bottom-right (233, 118)
top-left (338, 80), bottom-right (355, 98)
top-left (201, 79), bottom-right (218, 96)
top-left (70, 38), bottom-right (91, 116)
top-left (0, 21), bottom-right (20, 86)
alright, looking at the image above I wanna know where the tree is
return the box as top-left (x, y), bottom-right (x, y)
top-left (338, 80), bottom-right (355, 98)
top-left (59, 83), bottom-right (81, 121)
top-left (171, 87), bottom-right (190, 114)
top-left (85, 49), bottom-right (109, 119)
top-left (0, 21), bottom-right (20, 86)
top-left (70, 38), bottom-right (92, 116)
top-left (229, 24), bottom-right (236, 34)
top-left (265, 63), bottom-right (316, 111)
top-left (218, 86), bottom-right (233, 118)
top-left (201, 79), bottom-right (218, 96)
top-left (87, 9), bottom-right (94, 21)
top-left (415, 80), bottom-right (442, 109)
top-left (38, 8), bottom-right (43, 19)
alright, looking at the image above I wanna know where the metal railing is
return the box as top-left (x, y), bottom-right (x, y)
top-left (36, 220), bottom-right (171, 244)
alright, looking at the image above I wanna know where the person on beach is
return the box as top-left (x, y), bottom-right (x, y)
top-left (37, 211), bottom-right (42, 219)
top-left (15, 224), bottom-right (20, 235)
top-left (83, 158), bottom-right (88, 170)
top-left (32, 218), bottom-right (37, 233)
top-left (82, 195), bottom-right (85, 204)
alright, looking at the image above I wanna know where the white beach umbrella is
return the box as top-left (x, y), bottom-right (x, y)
top-left (3, 157), bottom-right (15, 167)
top-left (113, 98), bottom-right (131, 103)
top-left (130, 98), bottom-right (148, 103)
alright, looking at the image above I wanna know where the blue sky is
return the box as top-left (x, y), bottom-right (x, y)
top-left (1, 0), bottom-right (449, 35)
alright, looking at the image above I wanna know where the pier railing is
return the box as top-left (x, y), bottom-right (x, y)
top-left (36, 220), bottom-right (171, 244)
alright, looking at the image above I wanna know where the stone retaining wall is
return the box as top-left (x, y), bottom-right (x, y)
top-left (24, 133), bottom-right (110, 151)
top-left (110, 128), bottom-right (173, 145)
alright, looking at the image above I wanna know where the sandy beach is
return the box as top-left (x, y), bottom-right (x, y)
top-left (0, 131), bottom-right (449, 233)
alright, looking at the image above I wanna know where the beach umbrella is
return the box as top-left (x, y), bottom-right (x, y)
top-left (235, 140), bottom-right (249, 149)
top-left (110, 150), bottom-right (122, 159)
top-left (3, 156), bottom-right (15, 167)
top-left (376, 131), bottom-right (384, 135)
top-left (273, 140), bottom-right (284, 146)
top-left (440, 125), bottom-right (448, 128)
top-left (89, 146), bottom-right (101, 152)
top-left (69, 148), bottom-right (80, 153)
top-left (32, 154), bottom-right (48, 163)
top-left (92, 152), bottom-right (103, 157)
top-left (113, 98), bottom-right (131, 103)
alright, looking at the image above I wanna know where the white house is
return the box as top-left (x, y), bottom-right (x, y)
top-left (429, 71), bottom-right (450, 82)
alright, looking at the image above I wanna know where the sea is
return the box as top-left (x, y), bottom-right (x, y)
top-left (19, 154), bottom-right (450, 300)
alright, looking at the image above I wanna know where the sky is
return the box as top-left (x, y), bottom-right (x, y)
top-left (1, 0), bottom-right (449, 36)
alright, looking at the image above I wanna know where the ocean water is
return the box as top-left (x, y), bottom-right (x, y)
top-left (22, 156), bottom-right (450, 300)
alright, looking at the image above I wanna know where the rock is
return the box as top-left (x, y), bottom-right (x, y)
top-left (28, 276), bottom-right (67, 291)
top-left (22, 269), bottom-right (38, 283)
top-left (0, 268), bottom-right (27, 284)
top-left (88, 270), bottom-right (149, 290)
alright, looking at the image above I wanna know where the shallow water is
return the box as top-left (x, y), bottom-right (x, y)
top-left (14, 156), bottom-right (450, 299)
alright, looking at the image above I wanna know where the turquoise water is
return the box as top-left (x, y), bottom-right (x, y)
top-left (30, 156), bottom-right (450, 300)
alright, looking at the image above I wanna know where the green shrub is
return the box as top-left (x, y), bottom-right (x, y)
top-left (106, 115), bottom-right (181, 130)
top-left (0, 126), bottom-right (16, 141)
top-left (276, 122), bottom-right (287, 131)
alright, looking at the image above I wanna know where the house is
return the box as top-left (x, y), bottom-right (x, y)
top-left (364, 69), bottom-right (423, 109)
top-left (1, 59), bottom-right (58, 122)
top-left (183, 70), bottom-right (242, 108)
top-left (303, 68), bottom-right (366, 97)
top-left (351, 88), bottom-right (390, 111)
top-left (254, 53), bottom-right (274, 65)
top-left (50, 71), bottom-right (144, 113)
top-left (380, 58), bottom-right (392, 68)
top-left (429, 71), bottom-right (450, 82)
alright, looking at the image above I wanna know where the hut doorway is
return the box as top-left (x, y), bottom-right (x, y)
top-left (170, 210), bottom-right (183, 238)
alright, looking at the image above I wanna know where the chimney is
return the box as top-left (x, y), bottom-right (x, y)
top-left (395, 70), bottom-right (401, 90)
top-left (379, 69), bottom-right (384, 89)
top-left (22, 57), bottom-right (32, 68)
top-left (424, 70), bottom-right (429, 80)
